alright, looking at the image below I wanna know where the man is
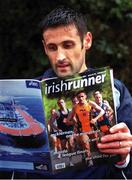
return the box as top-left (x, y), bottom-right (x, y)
top-left (71, 95), bottom-right (79, 106)
top-left (92, 91), bottom-right (114, 134)
top-left (47, 108), bottom-right (61, 153)
top-left (1, 5), bottom-right (131, 179)
top-left (65, 90), bottom-right (104, 162)
top-left (38, 6), bottom-right (132, 179)
top-left (67, 91), bottom-right (104, 133)
top-left (54, 98), bottom-right (74, 152)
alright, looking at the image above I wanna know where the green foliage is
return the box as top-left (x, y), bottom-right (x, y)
top-left (0, 0), bottom-right (131, 93)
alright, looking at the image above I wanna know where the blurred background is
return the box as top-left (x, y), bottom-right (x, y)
top-left (0, 0), bottom-right (132, 93)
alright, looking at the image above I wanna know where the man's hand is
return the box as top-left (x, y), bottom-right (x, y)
top-left (97, 122), bottom-right (132, 162)
top-left (91, 118), bottom-right (97, 125)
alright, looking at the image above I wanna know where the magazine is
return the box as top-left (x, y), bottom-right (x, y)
top-left (0, 67), bottom-right (118, 173)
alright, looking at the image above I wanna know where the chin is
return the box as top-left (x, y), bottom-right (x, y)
top-left (56, 71), bottom-right (72, 78)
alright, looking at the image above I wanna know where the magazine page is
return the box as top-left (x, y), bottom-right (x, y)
top-left (41, 67), bottom-right (118, 173)
top-left (0, 79), bottom-right (51, 173)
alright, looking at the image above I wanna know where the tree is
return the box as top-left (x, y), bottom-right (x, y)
top-left (0, 0), bottom-right (131, 93)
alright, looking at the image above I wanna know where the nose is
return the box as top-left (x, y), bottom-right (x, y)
top-left (78, 96), bottom-right (82, 100)
top-left (56, 48), bottom-right (66, 62)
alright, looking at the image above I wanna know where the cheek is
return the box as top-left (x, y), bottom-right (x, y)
top-left (73, 53), bottom-right (84, 68)
top-left (74, 53), bottom-right (81, 60)
top-left (47, 53), bottom-right (56, 65)
top-left (73, 48), bottom-right (85, 62)
top-left (70, 51), bottom-right (82, 63)
top-left (73, 48), bottom-right (82, 58)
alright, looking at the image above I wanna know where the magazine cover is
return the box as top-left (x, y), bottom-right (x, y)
top-left (41, 66), bottom-right (118, 173)
top-left (0, 80), bottom-right (51, 173)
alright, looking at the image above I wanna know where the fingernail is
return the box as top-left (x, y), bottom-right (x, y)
top-left (101, 137), bottom-right (105, 142)
top-left (97, 143), bottom-right (101, 147)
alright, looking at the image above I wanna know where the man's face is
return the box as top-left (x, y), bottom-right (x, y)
top-left (42, 25), bottom-right (92, 77)
top-left (58, 99), bottom-right (66, 108)
top-left (94, 93), bottom-right (102, 105)
top-left (72, 96), bottom-right (79, 105)
top-left (77, 92), bottom-right (87, 104)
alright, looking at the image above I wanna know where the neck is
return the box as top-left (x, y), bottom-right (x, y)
top-left (79, 100), bottom-right (87, 105)
top-left (79, 64), bottom-right (87, 74)
top-left (61, 107), bottom-right (67, 112)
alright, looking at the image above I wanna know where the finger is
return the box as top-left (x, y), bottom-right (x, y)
top-left (98, 147), bottom-right (130, 155)
top-left (110, 122), bottom-right (130, 133)
top-left (119, 140), bottom-right (132, 148)
top-left (97, 140), bottom-right (132, 149)
top-left (101, 132), bottom-right (132, 142)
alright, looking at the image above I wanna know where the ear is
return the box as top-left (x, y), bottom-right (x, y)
top-left (84, 32), bottom-right (92, 50)
top-left (42, 40), bottom-right (48, 55)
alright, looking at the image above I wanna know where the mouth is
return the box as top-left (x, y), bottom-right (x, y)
top-left (56, 63), bottom-right (70, 71)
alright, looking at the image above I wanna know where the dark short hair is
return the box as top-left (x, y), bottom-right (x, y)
top-left (57, 97), bottom-right (64, 104)
top-left (40, 6), bottom-right (87, 42)
top-left (75, 90), bottom-right (86, 97)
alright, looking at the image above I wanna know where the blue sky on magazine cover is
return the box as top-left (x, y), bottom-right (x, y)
top-left (0, 80), bottom-right (40, 97)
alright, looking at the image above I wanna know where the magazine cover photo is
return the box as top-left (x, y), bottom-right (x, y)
top-left (0, 80), bottom-right (51, 173)
top-left (41, 67), bottom-right (118, 173)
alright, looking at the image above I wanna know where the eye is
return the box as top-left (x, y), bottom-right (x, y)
top-left (47, 44), bottom-right (57, 51)
top-left (63, 41), bottom-right (75, 49)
